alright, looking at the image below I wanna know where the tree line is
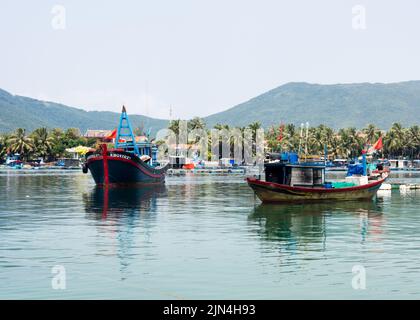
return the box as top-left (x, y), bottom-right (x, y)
top-left (0, 128), bottom-right (97, 162)
top-left (168, 118), bottom-right (420, 159)
top-left (265, 122), bottom-right (420, 159)
top-left (1, 121), bottom-right (419, 162)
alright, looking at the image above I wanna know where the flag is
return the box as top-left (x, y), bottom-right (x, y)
top-left (372, 137), bottom-right (383, 150)
top-left (106, 129), bottom-right (117, 139)
top-left (368, 137), bottom-right (383, 154)
top-left (277, 124), bottom-right (284, 142)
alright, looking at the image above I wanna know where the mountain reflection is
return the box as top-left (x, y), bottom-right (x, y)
top-left (249, 200), bottom-right (384, 250)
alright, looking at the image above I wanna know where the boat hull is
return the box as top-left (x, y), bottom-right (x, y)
top-left (247, 177), bottom-right (385, 203)
top-left (85, 149), bottom-right (168, 185)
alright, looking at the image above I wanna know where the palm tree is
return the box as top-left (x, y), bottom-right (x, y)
top-left (168, 119), bottom-right (181, 136)
top-left (0, 134), bottom-right (10, 159)
top-left (336, 128), bottom-right (363, 158)
top-left (282, 124), bottom-right (300, 152)
top-left (8, 128), bottom-right (34, 159)
top-left (384, 123), bottom-right (406, 158)
top-left (406, 125), bottom-right (420, 158)
top-left (213, 123), bottom-right (230, 131)
top-left (328, 135), bottom-right (345, 159)
top-left (65, 128), bottom-right (81, 139)
top-left (248, 121), bottom-right (261, 132)
top-left (31, 127), bottom-right (55, 160)
top-left (248, 121), bottom-right (261, 142)
top-left (363, 124), bottom-right (381, 145)
top-left (322, 127), bottom-right (336, 151)
top-left (188, 117), bottom-right (206, 131)
top-left (265, 126), bottom-right (279, 151)
top-left (308, 126), bottom-right (324, 154)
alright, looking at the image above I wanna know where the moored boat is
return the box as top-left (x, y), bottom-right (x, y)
top-left (247, 152), bottom-right (387, 203)
top-left (83, 106), bottom-right (168, 185)
top-left (247, 177), bottom-right (386, 203)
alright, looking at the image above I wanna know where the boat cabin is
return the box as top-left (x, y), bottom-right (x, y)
top-left (265, 162), bottom-right (326, 187)
top-left (389, 159), bottom-right (412, 170)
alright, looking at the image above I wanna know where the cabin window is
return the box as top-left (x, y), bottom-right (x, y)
top-left (290, 167), bottom-right (324, 186)
top-left (313, 168), bottom-right (323, 186)
top-left (265, 165), bottom-right (287, 184)
top-left (290, 167), bottom-right (313, 186)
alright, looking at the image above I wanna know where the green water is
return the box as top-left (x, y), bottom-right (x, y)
top-left (0, 170), bottom-right (419, 299)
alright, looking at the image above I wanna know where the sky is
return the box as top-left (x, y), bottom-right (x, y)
top-left (1, 0), bottom-right (420, 119)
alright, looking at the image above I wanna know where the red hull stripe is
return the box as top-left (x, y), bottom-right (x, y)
top-left (87, 156), bottom-right (164, 179)
top-left (246, 177), bottom-right (385, 193)
top-left (102, 146), bottom-right (109, 185)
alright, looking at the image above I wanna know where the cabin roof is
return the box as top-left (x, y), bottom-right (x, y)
top-left (84, 129), bottom-right (113, 138)
top-left (265, 162), bottom-right (325, 169)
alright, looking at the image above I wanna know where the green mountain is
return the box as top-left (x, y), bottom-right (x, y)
top-left (0, 88), bottom-right (168, 135)
top-left (204, 81), bottom-right (420, 129)
top-left (1, 81), bottom-right (420, 135)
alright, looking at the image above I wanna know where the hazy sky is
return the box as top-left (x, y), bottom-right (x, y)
top-left (1, 0), bottom-right (420, 119)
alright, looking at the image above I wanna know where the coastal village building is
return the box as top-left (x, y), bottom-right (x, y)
top-left (84, 129), bottom-right (149, 144)
top-left (84, 129), bottom-right (114, 142)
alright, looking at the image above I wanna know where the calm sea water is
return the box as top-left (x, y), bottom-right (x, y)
top-left (0, 170), bottom-right (419, 299)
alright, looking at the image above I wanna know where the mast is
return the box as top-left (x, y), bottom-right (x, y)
top-left (115, 105), bottom-right (140, 155)
top-left (304, 122), bottom-right (309, 162)
top-left (298, 123), bottom-right (304, 157)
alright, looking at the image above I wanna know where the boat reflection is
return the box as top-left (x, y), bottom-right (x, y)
top-left (83, 185), bottom-right (167, 278)
top-left (249, 200), bottom-right (384, 250)
top-left (83, 185), bottom-right (167, 220)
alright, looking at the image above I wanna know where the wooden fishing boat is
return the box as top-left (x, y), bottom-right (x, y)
top-left (247, 152), bottom-right (387, 203)
top-left (247, 176), bottom-right (386, 203)
top-left (83, 106), bottom-right (168, 185)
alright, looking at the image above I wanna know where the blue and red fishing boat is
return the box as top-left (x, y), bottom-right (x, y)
top-left (83, 106), bottom-right (168, 185)
top-left (247, 152), bottom-right (388, 203)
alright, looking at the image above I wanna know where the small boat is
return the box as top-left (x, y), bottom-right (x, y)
top-left (5, 153), bottom-right (23, 169)
top-left (83, 106), bottom-right (168, 185)
top-left (182, 163), bottom-right (195, 170)
top-left (247, 152), bottom-right (387, 203)
top-left (56, 158), bottom-right (81, 169)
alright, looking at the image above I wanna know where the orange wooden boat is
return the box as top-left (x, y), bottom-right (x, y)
top-left (247, 152), bottom-right (387, 203)
top-left (247, 177), bottom-right (386, 203)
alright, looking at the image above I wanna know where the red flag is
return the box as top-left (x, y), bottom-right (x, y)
top-left (106, 129), bottom-right (117, 139)
top-left (372, 137), bottom-right (383, 150)
top-left (277, 124), bottom-right (284, 142)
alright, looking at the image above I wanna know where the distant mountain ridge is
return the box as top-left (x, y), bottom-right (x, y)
top-left (1, 81), bottom-right (420, 135)
top-left (204, 81), bottom-right (420, 129)
top-left (0, 88), bottom-right (168, 136)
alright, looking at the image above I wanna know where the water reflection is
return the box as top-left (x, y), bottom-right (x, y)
top-left (83, 185), bottom-right (167, 220)
top-left (249, 200), bottom-right (384, 250)
top-left (82, 185), bottom-right (167, 278)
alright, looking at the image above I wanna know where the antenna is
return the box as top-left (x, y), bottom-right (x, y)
top-left (298, 123), bottom-right (304, 156)
top-left (145, 81), bottom-right (149, 117)
top-left (304, 122), bottom-right (309, 162)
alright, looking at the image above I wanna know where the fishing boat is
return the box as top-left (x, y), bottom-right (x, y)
top-left (247, 152), bottom-right (387, 203)
top-left (83, 106), bottom-right (168, 185)
top-left (5, 153), bottom-right (23, 169)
